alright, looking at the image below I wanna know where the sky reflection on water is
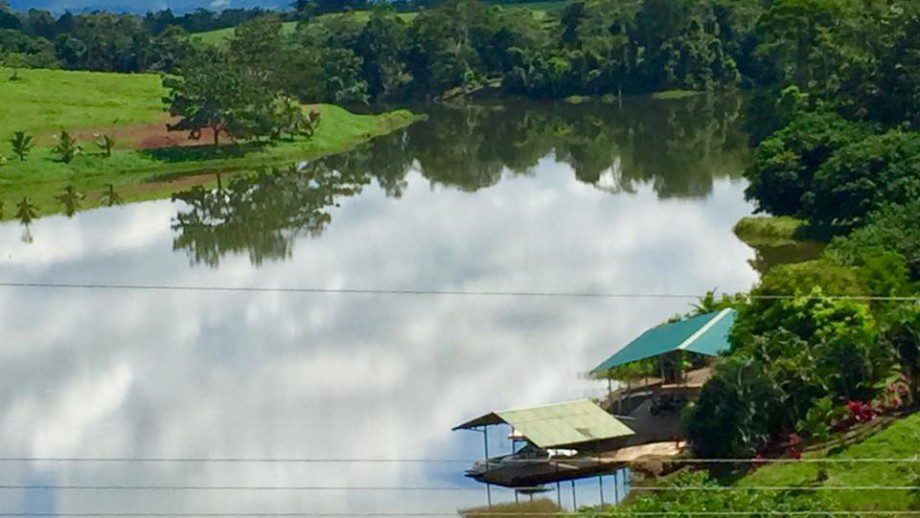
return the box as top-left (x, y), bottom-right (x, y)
top-left (0, 96), bottom-right (760, 515)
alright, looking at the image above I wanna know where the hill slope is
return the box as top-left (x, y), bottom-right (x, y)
top-left (736, 413), bottom-right (920, 511)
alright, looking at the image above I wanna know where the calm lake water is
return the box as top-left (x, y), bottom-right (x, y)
top-left (1, 95), bottom-right (762, 514)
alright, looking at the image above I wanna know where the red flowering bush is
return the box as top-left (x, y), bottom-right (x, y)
top-left (873, 378), bottom-right (910, 412)
top-left (846, 400), bottom-right (877, 423)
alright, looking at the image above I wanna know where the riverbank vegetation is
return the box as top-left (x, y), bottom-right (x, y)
top-left (579, 413), bottom-right (920, 516)
top-left (733, 216), bottom-right (804, 246)
top-left (0, 67), bottom-right (418, 217)
top-left (572, 0), bottom-right (918, 513)
top-left (688, 0), bottom-right (919, 465)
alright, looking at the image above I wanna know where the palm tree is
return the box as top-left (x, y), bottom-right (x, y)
top-left (15, 197), bottom-right (38, 225)
top-left (53, 131), bottom-right (81, 163)
top-left (9, 131), bottom-right (33, 161)
top-left (94, 133), bottom-right (116, 158)
top-left (101, 183), bottom-right (123, 207)
top-left (56, 185), bottom-right (84, 217)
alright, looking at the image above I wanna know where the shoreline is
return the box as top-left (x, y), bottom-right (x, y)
top-left (0, 68), bottom-right (422, 220)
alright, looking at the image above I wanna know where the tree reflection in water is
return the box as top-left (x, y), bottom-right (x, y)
top-left (172, 165), bottom-right (369, 267)
top-left (172, 94), bottom-right (750, 267)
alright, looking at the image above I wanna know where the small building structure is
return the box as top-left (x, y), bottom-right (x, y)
top-left (453, 400), bottom-right (635, 488)
top-left (591, 308), bottom-right (736, 443)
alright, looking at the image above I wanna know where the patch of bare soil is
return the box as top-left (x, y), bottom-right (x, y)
top-left (71, 116), bottom-right (225, 150)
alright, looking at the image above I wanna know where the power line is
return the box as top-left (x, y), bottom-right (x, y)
top-left (0, 457), bottom-right (916, 464)
top-left (0, 513), bottom-right (917, 517)
top-left (0, 484), bottom-right (915, 492)
top-left (0, 281), bottom-right (918, 301)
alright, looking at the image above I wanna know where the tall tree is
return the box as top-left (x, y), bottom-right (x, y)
top-left (164, 48), bottom-right (271, 145)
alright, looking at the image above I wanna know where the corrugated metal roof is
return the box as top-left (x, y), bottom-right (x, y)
top-left (591, 309), bottom-right (735, 373)
top-left (453, 400), bottom-right (634, 449)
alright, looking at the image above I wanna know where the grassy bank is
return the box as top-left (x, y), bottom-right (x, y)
top-left (734, 215), bottom-right (805, 246)
top-left (0, 68), bottom-right (421, 218)
top-left (651, 89), bottom-right (703, 100)
top-left (585, 412), bottom-right (919, 515)
top-left (736, 412), bottom-right (920, 511)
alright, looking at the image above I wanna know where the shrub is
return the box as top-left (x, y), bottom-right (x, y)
top-left (807, 131), bottom-right (920, 230)
top-left (743, 110), bottom-right (869, 216)
top-left (52, 131), bottom-right (81, 163)
top-left (8, 130), bottom-right (33, 161)
top-left (617, 471), bottom-right (830, 514)
top-left (94, 133), bottom-right (116, 158)
top-left (797, 397), bottom-right (846, 441)
top-left (687, 357), bottom-right (781, 458)
top-left (827, 200), bottom-right (920, 282)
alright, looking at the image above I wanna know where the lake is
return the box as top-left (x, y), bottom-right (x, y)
top-left (0, 94), bottom-right (762, 515)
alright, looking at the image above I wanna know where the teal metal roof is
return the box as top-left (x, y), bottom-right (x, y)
top-left (591, 309), bottom-right (735, 373)
top-left (453, 400), bottom-right (635, 449)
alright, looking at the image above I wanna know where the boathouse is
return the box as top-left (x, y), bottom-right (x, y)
top-left (453, 400), bottom-right (635, 487)
top-left (591, 308), bottom-right (736, 443)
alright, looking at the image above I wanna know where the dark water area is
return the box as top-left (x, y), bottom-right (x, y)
top-left (0, 94), bottom-right (762, 514)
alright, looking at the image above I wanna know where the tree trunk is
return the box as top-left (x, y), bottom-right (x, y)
top-left (212, 126), bottom-right (220, 146)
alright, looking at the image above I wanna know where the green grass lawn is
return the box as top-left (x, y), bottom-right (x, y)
top-left (734, 215), bottom-right (806, 246)
top-left (0, 67), bottom-right (421, 219)
top-left (736, 412), bottom-right (920, 511)
top-left (194, 20), bottom-right (299, 47)
top-left (0, 68), bottom-right (164, 144)
top-left (193, 11), bottom-right (419, 48)
top-left (192, 2), bottom-right (564, 47)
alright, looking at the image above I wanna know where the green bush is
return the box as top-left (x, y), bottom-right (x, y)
top-left (599, 471), bottom-right (830, 515)
top-left (807, 131), bottom-right (920, 230)
top-left (687, 357), bottom-right (781, 458)
top-left (743, 110), bottom-right (869, 217)
top-left (827, 200), bottom-right (920, 282)
top-left (731, 261), bottom-right (865, 346)
top-left (797, 396), bottom-right (845, 441)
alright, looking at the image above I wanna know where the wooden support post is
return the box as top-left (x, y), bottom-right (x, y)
top-left (483, 426), bottom-right (492, 509)
top-left (613, 469), bottom-right (620, 504)
top-left (571, 480), bottom-right (577, 509)
top-left (555, 461), bottom-right (562, 509)
top-left (599, 475), bottom-right (605, 506)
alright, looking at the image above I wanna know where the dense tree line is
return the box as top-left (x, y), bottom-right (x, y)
top-left (0, 0), bottom-right (864, 101)
top-left (682, 0), bottom-right (919, 462)
top-left (0, 1), bottom-right (303, 73)
top-left (5, 0), bottom-right (916, 109)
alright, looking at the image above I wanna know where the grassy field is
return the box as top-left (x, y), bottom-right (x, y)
top-left (192, 2), bottom-right (565, 47)
top-left (0, 68), bottom-right (164, 144)
top-left (193, 11), bottom-right (418, 47)
top-left (736, 412), bottom-right (920, 511)
top-left (604, 413), bottom-right (920, 514)
top-left (0, 68), bottom-right (420, 219)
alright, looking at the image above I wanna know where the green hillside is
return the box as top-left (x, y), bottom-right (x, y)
top-left (0, 68), bottom-right (164, 144)
top-left (0, 68), bottom-right (420, 218)
top-left (736, 413), bottom-right (920, 511)
top-left (192, 2), bottom-right (564, 47)
top-left (589, 412), bottom-right (920, 516)
top-left (193, 11), bottom-right (418, 47)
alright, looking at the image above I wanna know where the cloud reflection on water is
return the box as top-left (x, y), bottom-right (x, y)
top-left (0, 98), bottom-right (758, 515)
